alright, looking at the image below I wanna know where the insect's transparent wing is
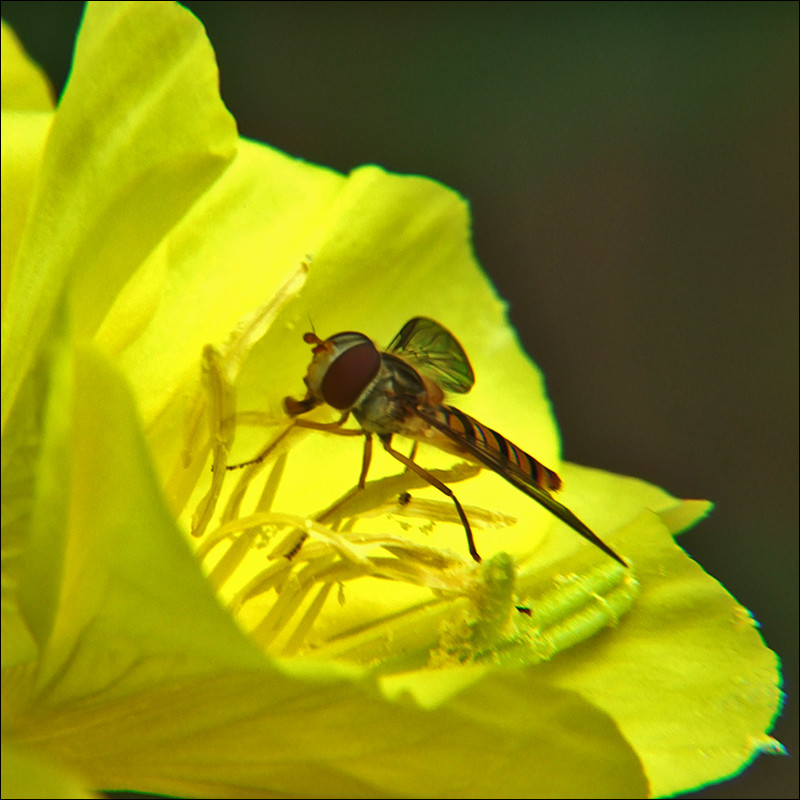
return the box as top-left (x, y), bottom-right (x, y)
top-left (388, 317), bottom-right (475, 394)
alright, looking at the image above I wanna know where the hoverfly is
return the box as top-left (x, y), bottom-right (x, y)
top-left (249, 317), bottom-right (626, 567)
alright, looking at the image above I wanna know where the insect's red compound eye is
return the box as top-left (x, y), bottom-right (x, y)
top-left (321, 339), bottom-right (381, 409)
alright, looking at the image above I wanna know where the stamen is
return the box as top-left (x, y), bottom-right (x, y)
top-left (205, 453), bottom-right (288, 589)
top-left (282, 582), bottom-right (335, 656)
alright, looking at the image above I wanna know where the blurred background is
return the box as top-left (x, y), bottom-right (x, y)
top-left (3, 2), bottom-right (796, 797)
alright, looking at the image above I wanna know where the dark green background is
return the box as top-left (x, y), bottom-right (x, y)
top-left (3, 2), bottom-right (796, 798)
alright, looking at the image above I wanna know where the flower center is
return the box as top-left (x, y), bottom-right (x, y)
top-left (179, 344), bottom-right (638, 669)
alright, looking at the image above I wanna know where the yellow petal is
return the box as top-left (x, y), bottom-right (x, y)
top-left (1, 740), bottom-right (96, 800)
top-left (2, 1), bottom-right (237, 430)
top-left (19, 339), bottom-right (261, 690)
top-left (0, 19), bottom-right (55, 319)
top-left (0, 21), bottom-right (54, 111)
top-left (535, 510), bottom-right (782, 797)
top-left (5, 339), bottom-right (646, 796)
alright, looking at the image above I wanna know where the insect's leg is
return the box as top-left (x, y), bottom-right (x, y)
top-left (226, 422), bottom-right (297, 471)
top-left (357, 433), bottom-right (373, 488)
top-left (312, 433), bottom-right (372, 528)
top-left (397, 440), bottom-right (419, 505)
top-left (227, 412), bottom-right (360, 470)
top-left (295, 411), bottom-right (355, 434)
top-left (379, 435), bottom-right (482, 563)
top-left (285, 432), bottom-right (373, 559)
top-left (300, 426), bottom-right (373, 561)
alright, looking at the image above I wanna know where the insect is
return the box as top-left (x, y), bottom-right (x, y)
top-left (255, 317), bottom-right (626, 566)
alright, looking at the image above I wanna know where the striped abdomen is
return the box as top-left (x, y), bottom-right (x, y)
top-left (402, 400), bottom-right (628, 567)
top-left (414, 403), bottom-right (563, 494)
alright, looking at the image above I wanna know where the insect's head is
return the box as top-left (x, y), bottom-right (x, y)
top-left (284, 330), bottom-right (382, 416)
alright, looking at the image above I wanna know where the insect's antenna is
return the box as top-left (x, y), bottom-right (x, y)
top-left (306, 313), bottom-right (316, 336)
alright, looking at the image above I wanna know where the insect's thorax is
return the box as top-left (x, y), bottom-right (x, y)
top-left (352, 353), bottom-right (429, 435)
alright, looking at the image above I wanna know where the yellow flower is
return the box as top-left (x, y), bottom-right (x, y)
top-left (1, 3), bottom-right (782, 797)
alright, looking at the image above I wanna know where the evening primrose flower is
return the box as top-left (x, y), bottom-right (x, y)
top-left (1, 2), bottom-right (782, 798)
